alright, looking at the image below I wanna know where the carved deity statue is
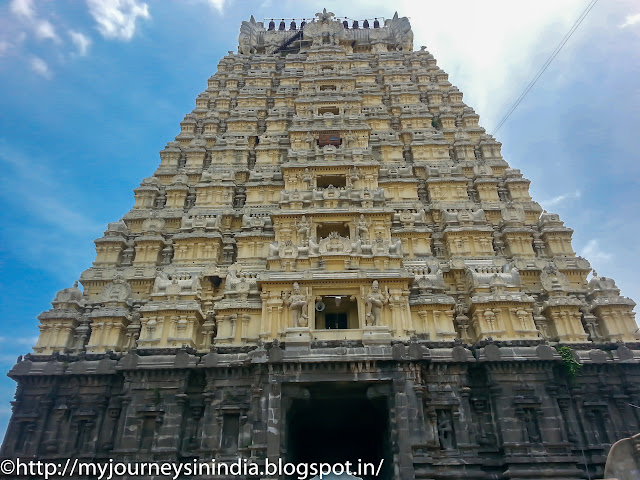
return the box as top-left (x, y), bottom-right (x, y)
top-left (296, 215), bottom-right (311, 243)
top-left (301, 168), bottom-right (313, 188)
top-left (356, 214), bottom-right (370, 241)
top-left (283, 282), bottom-right (308, 327)
top-left (304, 132), bottom-right (314, 149)
top-left (437, 410), bottom-right (456, 450)
top-left (522, 409), bottom-right (541, 443)
top-left (343, 132), bottom-right (356, 148)
top-left (364, 280), bottom-right (388, 326)
top-left (348, 166), bottom-right (360, 186)
top-left (205, 310), bottom-right (218, 345)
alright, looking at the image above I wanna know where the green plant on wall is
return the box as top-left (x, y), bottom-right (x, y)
top-left (555, 346), bottom-right (582, 382)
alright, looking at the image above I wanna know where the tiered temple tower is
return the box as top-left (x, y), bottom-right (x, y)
top-left (2, 10), bottom-right (639, 480)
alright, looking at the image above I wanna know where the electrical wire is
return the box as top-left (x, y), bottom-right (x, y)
top-left (492, 0), bottom-right (599, 135)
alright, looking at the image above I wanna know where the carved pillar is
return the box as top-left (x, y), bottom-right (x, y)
top-left (457, 382), bottom-right (475, 447)
top-left (392, 376), bottom-right (415, 480)
top-left (241, 314), bottom-right (251, 341)
top-left (30, 396), bottom-right (54, 455)
top-left (486, 378), bottom-right (509, 447)
top-left (411, 383), bottom-right (430, 451)
top-left (42, 405), bottom-right (67, 454)
top-left (266, 376), bottom-right (282, 463)
top-left (100, 404), bottom-right (122, 452)
top-left (114, 395), bottom-right (136, 451)
top-left (199, 391), bottom-right (217, 453)
top-left (556, 396), bottom-right (577, 442)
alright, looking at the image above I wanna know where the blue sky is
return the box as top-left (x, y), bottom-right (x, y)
top-left (0, 0), bottom-right (639, 438)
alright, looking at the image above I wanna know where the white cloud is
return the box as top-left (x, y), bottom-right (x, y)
top-left (208, 0), bottom-right (226, 13)
top-left (9, 0), bottom-right (35, 20)
top-left (29, 56), bottom-right (51, 78)
top-left (581, 239), bottom-right (613, 263)
top-left (326, 0), bottom-right (590, 130)
top-left (619, 13), bottom-right (640, 28)
top-left (86, 0), bottom-right (150, 41)
top-left (69, 30), bottom-right (91, 56)
top-left (9, 0), bottom-right (60, 44)
top-left (34, 19), bottom-right (60, 43)
top-left (0, 41), bottom-right (11, 56)
top-left (541, 190), bottom-right (581, 208)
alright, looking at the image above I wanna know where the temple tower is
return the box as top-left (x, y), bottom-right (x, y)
top-left (2, 10), bottom-right (639, 480)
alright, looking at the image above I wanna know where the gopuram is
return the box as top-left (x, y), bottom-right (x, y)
top-left (2, 9), bottom-right (639, 480)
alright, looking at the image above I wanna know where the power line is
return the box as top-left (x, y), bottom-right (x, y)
top-left (492, 0), bottom-right (599, 135)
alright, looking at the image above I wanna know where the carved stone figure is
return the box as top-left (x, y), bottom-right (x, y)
top-left (603, 433), bottom-right (640, 480)
top-left (318, 232), bottom-right (352, 254)
top-left (205, 310), bottom-right (218, 345)
top-left (540, 263), bottom-right (571, 293)
top-left (283, 282), bottom-right (308, 327)
top-left (296, 215), bottom-right (311, 243)
top-left (522, 409), bottom-right (541, 443)
top-left (356, 214), bottom-right (370, 241)
top-left (101, 274), bottom-right (132, 304)
top-left (364, 280), bottom-right (388, 326)
top-left (268, 241), bottom-right (279, 257)
top-left (437, 410), bottom-right (456, 450)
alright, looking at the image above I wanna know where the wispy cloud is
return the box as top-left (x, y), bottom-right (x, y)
top-left (0, 141), bottom-right (104, 278)
top-left (86, 0), bottom-right (150, 41)
top-left (9, 0), bottom-right (35, 20)
top-left (9, 0), bottom-right (61, 44)
top-left (34, 19), bottom-right (60, 43)
top-left (207, 0), bottom-right (227, 13)
top-left (540, 189), bottom-right (581, 208)
top-left (581, 239), bottom-right (613, 263)
top-left (69, 30), bottom-right (91, 56)
top-left (0, 41), bottom-right (11, 56)
top-left (29, 56), bottom-right (51, 78)
top-left (619, 13), bottom-right (640, 28)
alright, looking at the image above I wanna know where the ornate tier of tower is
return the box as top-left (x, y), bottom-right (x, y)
top-left (2, 10), bottom-right (639, 480)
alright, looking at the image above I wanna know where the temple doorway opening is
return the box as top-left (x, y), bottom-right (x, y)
top-left (286, 383), bottom-right (390, 479)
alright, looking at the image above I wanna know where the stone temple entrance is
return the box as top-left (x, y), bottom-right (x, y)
top-left (286, 383), bottom-right (391, 479)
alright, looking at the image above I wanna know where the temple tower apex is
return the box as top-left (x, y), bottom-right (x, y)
top-left (2, 11), bottom-right (638, 480)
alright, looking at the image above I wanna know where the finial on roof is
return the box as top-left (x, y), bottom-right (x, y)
top-left (315, 8), bottom-right (335, 22)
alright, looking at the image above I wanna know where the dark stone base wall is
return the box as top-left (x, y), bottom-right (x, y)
top-left (2, 342), bottom-right (639, 480)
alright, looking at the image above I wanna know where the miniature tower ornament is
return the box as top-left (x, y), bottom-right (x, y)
top-left (2, 10), bottom-right (639, 480)
top-left (315, 8), bottom-right (335, 22)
